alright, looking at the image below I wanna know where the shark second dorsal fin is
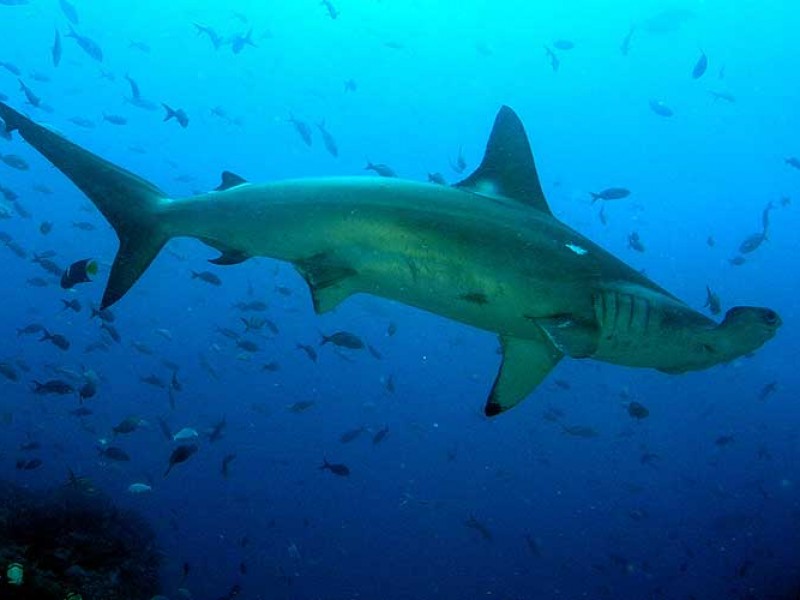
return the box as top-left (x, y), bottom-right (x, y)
top-left (215, 171), bottom-right (248, 191)
top-left (456, 106), bottom-right (551, 214)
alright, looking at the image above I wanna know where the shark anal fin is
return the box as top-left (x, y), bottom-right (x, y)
top-left (485, 332), bottom-right (563, 417)
top-left (456, 105), bottom-right (551, 214)
top-left (296, 252), bottom-right (357, 314)
top-left (215, 170), bottom-right (248, 191)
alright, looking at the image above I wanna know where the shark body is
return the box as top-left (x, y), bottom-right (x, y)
top-left (0, 101), bottom-right (781, 415)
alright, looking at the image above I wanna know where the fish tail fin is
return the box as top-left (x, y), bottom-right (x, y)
top-left (162, 103), bottom-right (176, 122)
top-left (0, 101), bottom-right (171, 309)
top-left (590, 193), bottom-right (600, 203)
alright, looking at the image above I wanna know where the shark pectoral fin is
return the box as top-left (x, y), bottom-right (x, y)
top-left (485, 334), bottom-right (563, 417)
top-left (296, 252), bottom-right (357, 314)
top-left (215, 170), bottom-right (248, 191)
top-left (455, 106), bottom-right (552, 214)
top-left (536, 315), bottom-right (598, 358)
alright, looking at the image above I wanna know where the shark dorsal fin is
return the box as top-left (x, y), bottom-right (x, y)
top-left (456, 106), bottom-right (551, 214)
top-left (215, 171), bottom-right (248, 191)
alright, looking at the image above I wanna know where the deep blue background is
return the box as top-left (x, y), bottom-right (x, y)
top-left (0, 1), bottom-right (798, 598)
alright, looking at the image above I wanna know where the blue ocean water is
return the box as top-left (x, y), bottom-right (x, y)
top-left (0, 0), bottom-right (798, 598)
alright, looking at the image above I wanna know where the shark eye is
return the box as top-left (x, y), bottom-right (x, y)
top-left (763, 310), bottom-right (779, 325)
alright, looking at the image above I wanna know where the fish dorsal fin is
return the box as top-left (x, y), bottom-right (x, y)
top-left (215, 171), bottom-right (248, 191)
top-left (456, 106), bottom-right (551, 214)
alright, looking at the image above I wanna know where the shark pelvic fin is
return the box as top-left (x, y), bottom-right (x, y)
top-left (296, 252), bottom-right (357, 314)
top-left (485, 332), bottom-right (563, 416)
top-left (456, 105), bottom-right (551, 214)
top-left (215, 170), bottom-right (248, 191)
top-left (0, 101), bottom-right (170, 309)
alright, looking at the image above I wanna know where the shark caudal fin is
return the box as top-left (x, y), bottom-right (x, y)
top-left (0, 101), bottom-right (170, 309)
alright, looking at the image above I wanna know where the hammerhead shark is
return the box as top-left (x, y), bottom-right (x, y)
top-left (0, 101), bottom-right (781, 416)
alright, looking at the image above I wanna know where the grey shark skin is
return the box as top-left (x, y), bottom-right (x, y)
top-left (0, 101), bottom-right (781, 416)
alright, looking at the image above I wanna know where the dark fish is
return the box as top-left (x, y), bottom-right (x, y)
top-left (321, 0), bottom-right (338, 19)
top-left (11, 198), bottom-right (30, 218)
top-left (553, 39), bottom-right (575, 50)
top-left (60, 258), bottom-right (97, 289)
top-left (194, 23), bottom-right (223, 49)
top-left (344, 78), bottom-right (357, 92)
top-left (321, 331), bottom-right (364, 349)
top-left (450, 146), bottom-right (467, 174)
top-left (261, 360), bottom-right (280, 372)
top-left (140, 374), bottom-right (165, 388)
top-left (320, 459), bottom-right (349, 476)
top-left (208, 417), bottom-right (226, 443)
top-left (191, 270), bottom-right (221, 285)
top-left (339, 426), bottom-right (365, 443)
top-left (706, 235), bottom-right (715, 247)
top-left (113, 416), bottom-right (141, 434)
top-left (427, 172), bottom-right (447, 185)
top-left (561, 424), bottom-right (599, 438)
top-left (739, 232), bottom-right (766, 254)
top-left (628, 231), bottom-right (645, 252)
top-left (16, 458), bottom-right (42, 470)
top-left (72, 221), bottom-right (96, 231)
top-left (230, 29), bottom-right (255, 54)
top-left (728, 255), bottom-right (746, 266)
top-left (61, 298), bottom-right (81, 312)
top-left (0, 362), bottom-right (19, 381)
top-left (317, 121), bottom-right (338, 157)
top-left (590, 187), bottom-right (630, 202)
top-left (386, 322), bottom-right (397, 336)
top-left (619, 27), bottom-right (636, 56)
top-left (78, 379), bottom-right (96, 401)
top-left (709, 90), bottom-right (735, 103)
top-left (101, 322), bottom-right (121, 343)
top-left (365, 162), bottom-right (396, 177)
top-left (32, 379), bottom-right (74, 395)
top-left (297, 343), bottom-right (318, 362)
top-left (372, 425), bottom-right (390, 445)
top-left (0, 61), bottom-right (21, 75)
top-left (103, 113), bottom-right (129, 126)
top-left (164, 443), bottom-right (198, 477)
top-left (236, 339), bottom-right (260, 353)
top-left (785, 157), bottom-right (800, 170)
top-left (163, 104), bottom-right (189, 128)
top-left (40, 329), bottom-right (70, 351)
top-left (544, 45), bottom-right (559, 72)
top-left (33, 254), bottom-right (64, 277)
top-left (627, 401), bottom-right (650, 420)
top-left (17, 323), bottom-right (44, 336)
top-left (221, 452), bottom-right (236, 478)
top-left (40, 221), bottom-right (53, 235)
top-left (19, 79), bottom-right (42, 106)
top-left (704, 286), bottom-right (721, 315)
top-left (464, 515), bottom-right (493, 541)
top-left (288, 400), bottom-right (315, 413)
top-left (69, 116), bottom-right (95, 128)
top-left (59, 0), bottom-right (79, 24)
top-left (19, 440), bottom-right (40, 451)
top-left (715, 435), bottom-right (735, 447)
top-left (649, 99), bottom-right (674, 117)
top-left (66, 26), bottom-right (103, 62)
top-left (288, 115), bottom-right (312, 146)
top-left (52, 29), bottom-right (62, 67)
top-left (234, 299), bottom-right (268, 312)
top-left (0, 153), bottom-right (29, 170)
top-left (90, 305), bottom-right (115, 322)
top-left (691, 51), bottom-right (708, 79)
top-left (99, 446), bottom-right (130, 461)
top-left (758, 381), bottom-right (778, 402)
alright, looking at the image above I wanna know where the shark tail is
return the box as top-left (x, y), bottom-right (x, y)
top-left (0, 101), bottom-right (171, 309)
